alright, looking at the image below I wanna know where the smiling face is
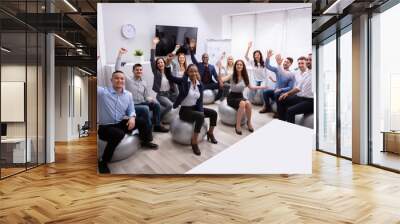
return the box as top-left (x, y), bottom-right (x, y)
top-left (298, 58), bottom-right (307, 72)
top-left (133, 65), bottom-right (143, 78)
top-left (254, 51), bottom-right (261, 62)
top-left (283, 58), bottom-right (292, 70)
top-left (111, 71), bottom-right (125, 90)
top-left (156, 58), bottom-right (165, 70)
top-left (227, 56), bottom-right (234, 66)
top-left (235, 60), bottom-right (244, 72)
top-left (187, 65), bottom-right (200, 81)
top-left (202, 53), bottom-right (209, 64)
top-left (178, 54), bottom-right (186, 65)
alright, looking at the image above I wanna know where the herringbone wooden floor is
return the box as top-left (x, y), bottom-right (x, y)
top-left (1, 135), bottom-right (400, 223)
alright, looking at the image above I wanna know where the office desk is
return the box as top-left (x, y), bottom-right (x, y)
top-left (1, 138), bottom-right (32, 163)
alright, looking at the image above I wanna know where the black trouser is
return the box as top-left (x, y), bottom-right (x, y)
top-left (203, 82), bottom-right (223, 101)
top-left (98, 118), bottom-right (152, 163)
top-left (179, 106), bottom-right (218, 133)
top-left (277, 95), bottom-right (314, 123)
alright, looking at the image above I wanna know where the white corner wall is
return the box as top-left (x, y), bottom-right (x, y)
top-left (54, 67), bottom-right (89, 141)
top-left (98, 3), bottom-right (311, 65)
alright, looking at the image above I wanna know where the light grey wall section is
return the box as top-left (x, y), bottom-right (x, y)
top-left (352, 14), bottom-right (369, 164)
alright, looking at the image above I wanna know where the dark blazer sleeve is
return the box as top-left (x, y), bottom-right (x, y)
top-left (150, 49), bottom-right (158, 76)
top-left (190, 51), bottom-right (200, 66)
top-left (165, 66), bottom-right (184, 84)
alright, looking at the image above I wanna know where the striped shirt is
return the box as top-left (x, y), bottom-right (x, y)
top-left (295, 70), bottom-right (313, 98)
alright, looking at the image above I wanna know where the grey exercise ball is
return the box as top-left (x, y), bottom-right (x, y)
top-left (97, 133), bottom-right (140, 162)
top-left (203, 89), bottom-right (216, 105)
top-left (218, 100), bottom-right (246, 126)
top-left (295, 113), bottom-right (314, 129)
top-left (170, 117), bottom-right (208, 145)
top-left (162, 107), bottom-right (179, 124)
top-left (248, 89), bottom-right (264, 105)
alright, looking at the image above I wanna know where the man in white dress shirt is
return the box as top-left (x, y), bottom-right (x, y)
top-left (276, 56), bottom-right (313, 123)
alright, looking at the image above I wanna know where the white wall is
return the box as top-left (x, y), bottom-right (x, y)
top-left (54, 67), bottom-right (89, 141)
top-left (99, 3), bottom-right (311, 65)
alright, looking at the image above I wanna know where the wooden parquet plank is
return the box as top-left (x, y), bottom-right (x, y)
top-left (0, 135), bottom-right (400, 223)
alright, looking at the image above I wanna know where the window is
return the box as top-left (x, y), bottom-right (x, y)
top-left (370, 3), bottom-right (400, 171)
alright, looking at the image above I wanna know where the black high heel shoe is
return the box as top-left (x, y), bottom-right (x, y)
top-left (235, 126), bottom-right (242, 135)
top-left (207, 132), bottom-right (218, 144)
top-left (191, 141), bottom-right (201, 156)
top-left (247, 122), bottom-right (254, 133)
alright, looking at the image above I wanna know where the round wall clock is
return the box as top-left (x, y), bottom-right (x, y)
top-left (121, 24), bottom-right (136, 39)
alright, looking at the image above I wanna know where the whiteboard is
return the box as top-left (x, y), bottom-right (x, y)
top-left (206, 39), bottom-right (232, 66)
top-left (1, 82), bottom-right (25, 122)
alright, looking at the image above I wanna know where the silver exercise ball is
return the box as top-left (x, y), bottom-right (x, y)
top-left (248, 89), bottom-right (264, 105)
top-left (203, 89), bottom-right (216, 105)
top-left (218, 100), bottom-right (246, 126)
top-left (295, 113), bottom-right (314, 129)
top-left (170, 117), bottom-right (208, 145)
top-left (97, 133), bottom-right (141, 162)
top-left (162, 107), bottom-right (179, 124)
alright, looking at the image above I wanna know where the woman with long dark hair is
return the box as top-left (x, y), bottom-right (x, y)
top-left (150, 37), bottom-right (178, 119)
top-left (165, 61), bottom-right (218, 156)
top-left (221, 59), bottom-right (268, 135)
top-left (245, 41), bottom-right (266, 86)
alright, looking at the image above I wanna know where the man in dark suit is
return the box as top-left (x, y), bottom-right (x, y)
top-left (189, 40), bottom-right (223, 101)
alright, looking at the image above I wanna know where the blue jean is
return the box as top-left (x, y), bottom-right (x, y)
top-left (249, 80), bottom-right (263, 100)
top-left (157, 91), bottom-right (177, 119)
top-left (262, 89), bottom-right (281, 108)
top-left (135, 101), bottom-right (161, 127)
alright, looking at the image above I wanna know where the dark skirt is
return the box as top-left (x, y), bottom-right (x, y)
top-left (227, 92), bottom-right (246, 110)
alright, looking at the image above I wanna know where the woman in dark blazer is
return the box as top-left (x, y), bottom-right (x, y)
top-left (165, 62), bottom-right (218, 156)
top-left (150, 37), bottom-right (178, 119)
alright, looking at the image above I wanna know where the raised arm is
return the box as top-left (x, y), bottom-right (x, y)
top-left (244, 41), bottom-right (252, 62)
top-left (189, 39), bottom-right (200, 65)
top-left (150, 37), bottom-right (160, 75)
top-left (265, 50), bottom-right (279, 74)
top-left (115, 48), bottom-right (127, 71)
top-left (164, 58), bottom-right (184, 85)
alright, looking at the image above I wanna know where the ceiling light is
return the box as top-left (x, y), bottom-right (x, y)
top-left (78, 67), bottom-right (92, 76)
top-left (1, 47), bottom-right (11, 53)
top-left (54, 34), bottom-right (75, 48)
top-left (323, 0), bottom-right (355, 14)
top-left (63, 0), bottom-right (78, 12)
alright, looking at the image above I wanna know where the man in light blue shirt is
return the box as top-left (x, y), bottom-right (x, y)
top-left (98, 70), bottom-right (158, 173)
top-left (260, 50), bottom-right (295, 114)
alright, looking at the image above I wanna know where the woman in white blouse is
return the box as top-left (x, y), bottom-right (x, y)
top-left (165, 63), bottom-right (218, 156)
top-left (216, 52), bottom-right (234, 100)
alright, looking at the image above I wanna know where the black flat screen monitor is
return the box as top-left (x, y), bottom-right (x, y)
top-left (155, 25), bottom-right (198, 56)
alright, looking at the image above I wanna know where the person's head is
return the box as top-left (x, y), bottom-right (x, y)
top-left (297, 56), bottom-right (307, 72)
top-left (283, 57), bottom-right (293, 70)
top-left (253, 50), bottom-right (264, 67)
top-left (185, 64), bottom-right (201, 82)
top-left (233, 59), bottom-right (249, 86)
top-left (227, 56), bottom-right (234, 67)
top-left (155, 57), bottom-right (166, 71)
top-left (177, 53), bottom-right (187, 68)
top-left (306, 53), bottom-right (312, 69)
top-left (202, 53), bottom-right (209, 64)
top-left (111, 70), bottom-right (125, 90)
top-left (133, 64), bottom-right (143, 78)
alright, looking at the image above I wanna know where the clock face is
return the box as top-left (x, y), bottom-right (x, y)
top-left (121, 24), bottom-right (136, 39)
